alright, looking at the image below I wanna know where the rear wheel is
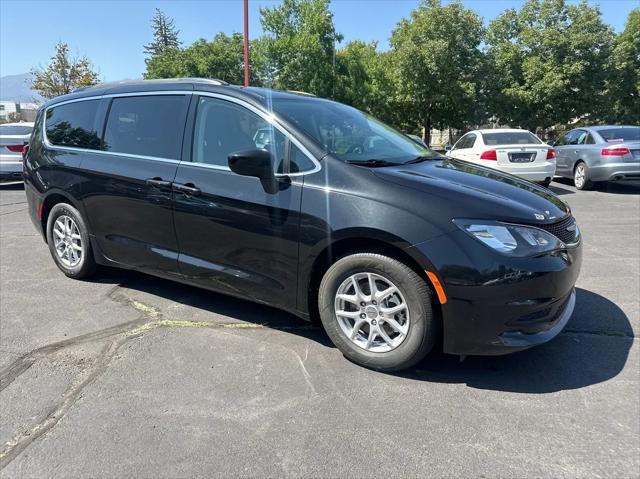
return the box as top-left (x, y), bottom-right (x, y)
top-left (574, 161), bottom-right (593, 190)
top-left (540, 178), bottom-right (552, 188)
top-left (318, 253), bottom-right (436, 372)
top-left (46, 203), bottom-right (96, 279)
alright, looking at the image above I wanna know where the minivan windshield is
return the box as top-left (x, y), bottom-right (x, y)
top-left (271, 98), bottom-right (442, 165)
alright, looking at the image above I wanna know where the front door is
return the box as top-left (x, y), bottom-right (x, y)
top-left (172, 95), bottom-right (314, 310)
top-left (81, 93), bottom-right (190, 273)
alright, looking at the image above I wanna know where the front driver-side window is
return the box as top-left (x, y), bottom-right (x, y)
top-left (193, 97), bottom-right (286, 173)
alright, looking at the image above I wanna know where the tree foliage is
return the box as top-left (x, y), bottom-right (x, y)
top-left (138, 1), bottom-right (635, 143)
top-left (256, 0), bottom-right (342, 96)
top-left (144, 8), bottom-right (180, 58)
top-left (486, 0), bottom-right (615, 131)
top-left (31, 42), bottom-right (99, 99)
top-left (605, 9), bottom-right (640, 124)
top-left (145, 33), bottom-right (251, 85)
top-left (390, 0), bottom-right (484, 143)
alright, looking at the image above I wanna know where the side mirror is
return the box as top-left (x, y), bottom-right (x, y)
top-left (228, 148), bottom-right (281, 193)
top-left (228, 148), bottom-right (274, 180)
top-left (445, 145), bottom-right (452, 152)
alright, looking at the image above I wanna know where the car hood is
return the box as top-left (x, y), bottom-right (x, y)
top-left (372, 158), bottom-right (570, 225)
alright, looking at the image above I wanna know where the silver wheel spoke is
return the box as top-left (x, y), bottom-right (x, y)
top-left (336, 309), bottom-right (360, 319)
top-left (380, 303), bottom-right (405, 315)
top-left (350, 319), bottom-right (366, 339)
top-left (375, 285), bottom-right (398, 302)
top-left (377, 327), bottom-right (396, 347)
top-left (367, 273), bottom-right (377, 299)
top-left (336, 293), bottom-right (359, 306)
top-left (365, 328), bottom-right (376, 349)
top-left (351, 276), bottom-right (365, 301)
top-left (384, 316), bottom-right (407, 335)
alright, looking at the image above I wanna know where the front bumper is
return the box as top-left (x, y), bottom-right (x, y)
top-left (589, 162), bottom-right (640, 182)
top-left (407, 229), bottom-right (582, 356)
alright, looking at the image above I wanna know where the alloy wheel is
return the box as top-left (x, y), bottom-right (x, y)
top-left (52, 215), bottom-right (83, 267)
top-left (334, 272), bottom-right (410, 352)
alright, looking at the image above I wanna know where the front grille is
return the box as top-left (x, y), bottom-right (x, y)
top-left (536, 215), bottom-right (577, 244)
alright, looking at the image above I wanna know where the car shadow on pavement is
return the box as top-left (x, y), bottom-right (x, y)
top-left (92, 268), bottom-right (333, 346)
top-left (0, 181), bottom-right (25, 190)
top-left (547, 182), bottom-right (575, 196)
top-left (552, 177), bottom-right (640, 195)
top-left (400, 287), bottom-right (633, 393)
top-left (93, 268), bottom-right (632, 394)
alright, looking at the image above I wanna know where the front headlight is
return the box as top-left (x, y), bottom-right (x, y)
top-left (453, 219), bottom-right (566, 257)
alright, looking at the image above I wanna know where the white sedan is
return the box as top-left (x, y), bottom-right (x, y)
top-left (447, 129), bottom-right (556, 187)
top-left (0, 122), bottom-right (34, 181)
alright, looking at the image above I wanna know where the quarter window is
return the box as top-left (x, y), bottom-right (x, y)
top-left (103, 95), bottom-right (187, 160)
top-left (193, 97), bottom-right (293, 173)
top-left (45, 100), bottom-right (101, 149)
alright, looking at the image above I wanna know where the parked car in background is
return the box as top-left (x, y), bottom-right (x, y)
top-left (24, 79), bottom-right (581, 371)
top-left (0, 122), bottom-right (33, 181)
top-left (447, 129), bottom-right (556, 187)
top-left (552, 125), bottom-right (640, 190)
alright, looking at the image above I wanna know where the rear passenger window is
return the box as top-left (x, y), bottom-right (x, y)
top-left (103, 95), bottom-right (187, 160)
top-left (45, 100), bottom-right (101, 149)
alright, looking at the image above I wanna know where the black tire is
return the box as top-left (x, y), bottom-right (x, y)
top-left (574, 161), bottom-right (593, 190)
top-left (46, 203), bottom-right (96, 279)
top-left (318, 253), bottom-right (436, 372)
top-left (540, 178), bottom-right (552, 188)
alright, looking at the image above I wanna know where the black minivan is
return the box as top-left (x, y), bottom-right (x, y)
top-left (24, 79), bottom-right (582, 371)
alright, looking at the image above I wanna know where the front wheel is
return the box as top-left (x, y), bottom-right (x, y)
top-left (318, 253), bottom-right (436, 372)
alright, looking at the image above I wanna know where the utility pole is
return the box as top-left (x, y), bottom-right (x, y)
top-left (243, 0), bottom-right (249, 86)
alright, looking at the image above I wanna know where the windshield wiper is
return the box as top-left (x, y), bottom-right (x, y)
top-left (403, 155), bottom-right (442, 164)
top-left (345, 159), bottom-right (396, 167)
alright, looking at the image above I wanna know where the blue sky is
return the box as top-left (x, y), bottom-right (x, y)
top-left (1, 0), bottom-right (637, 81)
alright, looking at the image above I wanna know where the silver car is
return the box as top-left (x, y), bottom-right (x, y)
top-left (0, 122), bottom-right (33, 181)
top-left (553, 125), bottom-right (640, 190)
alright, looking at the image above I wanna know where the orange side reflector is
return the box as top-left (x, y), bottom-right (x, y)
top-left (426, 271), bottom-right (447, 305)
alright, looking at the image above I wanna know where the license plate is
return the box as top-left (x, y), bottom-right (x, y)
top-left (509, 152), bottom-right (535, 163)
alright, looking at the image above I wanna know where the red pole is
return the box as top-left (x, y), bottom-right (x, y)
top-left (243, 0), bottom-right (249, 86)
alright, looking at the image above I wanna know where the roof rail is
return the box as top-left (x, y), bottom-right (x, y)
top-left (71, 77), bottom-right (230, 93)
top-left (286, 90), bottom-right (315, 97)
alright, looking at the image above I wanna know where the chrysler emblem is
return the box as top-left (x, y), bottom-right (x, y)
top-left (534, 213), bottom-right (545, 220)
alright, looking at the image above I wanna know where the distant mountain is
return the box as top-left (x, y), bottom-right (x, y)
top-left (0, 73), bottom-right (44, 103)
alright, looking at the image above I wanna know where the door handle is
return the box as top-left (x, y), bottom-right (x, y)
top-left (145, 177), bottom-right (172, 189)
top-left (173, 182), bottom-right (201, 196)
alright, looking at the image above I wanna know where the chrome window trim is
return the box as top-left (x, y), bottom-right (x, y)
top-left (193, 91), bottom-right (321, 177)
top-left (42, 91), bottom-right (194, 161)
top-left (41, 89), bottom-right (323, 176)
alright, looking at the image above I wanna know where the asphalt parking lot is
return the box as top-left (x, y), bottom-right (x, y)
top-left (0, 179), bottom-right (638, 478)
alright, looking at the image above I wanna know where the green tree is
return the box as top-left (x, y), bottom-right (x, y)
top-left (257, 0), bottom-right (342, 96)
top-left (605, 9), bottom-right (640, 124)
top-left (144, 8), bottom-right (180, 58)
top-left (31, 42), bottom-right (99, 99)
top-left (144, 33), bottom-right (255, 85)
top-left (390, 0), bottom-right (484, 144)
top-left (486, 0), bottom-right (615, 131)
